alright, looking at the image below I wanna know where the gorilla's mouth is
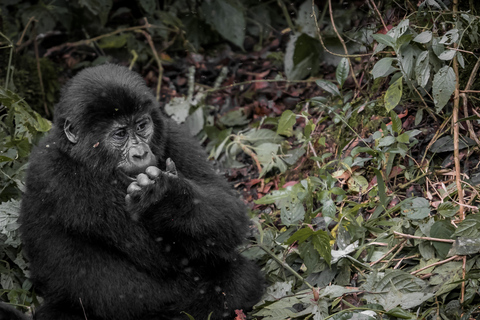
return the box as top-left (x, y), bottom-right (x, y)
top-left (118, 170), bottom-right (137, 182)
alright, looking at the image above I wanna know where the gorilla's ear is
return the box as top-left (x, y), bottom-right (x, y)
top-left (64, 120), bottom-right (78, 144)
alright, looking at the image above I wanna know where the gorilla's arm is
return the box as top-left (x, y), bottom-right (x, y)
top-left (128, 123), bottom-right (250, 259)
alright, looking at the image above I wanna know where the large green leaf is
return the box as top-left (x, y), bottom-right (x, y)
top-left (430, 220), bottom-right (454, 258)
top-left (415, 51), bottom-right (430, 87)
top-left (432, 66), bottom-right (456, 112)
top-left (335, 57), bottom-right (349, 88)
top-left (202, 0), bottom-right (246, 49)
top-left (371, 57), bottom-right (397, 79)
top-left (277, 110), bottom-right (296, 137)
top-left (400, 197), bottom-right (430, 220)
top-left (384, 76), bottom-right (403, 112)
top-left (285, 33), bottom-right (321, 80)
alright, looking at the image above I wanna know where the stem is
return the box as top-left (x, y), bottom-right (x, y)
top-left (258, 244), bottom-right (314, 290)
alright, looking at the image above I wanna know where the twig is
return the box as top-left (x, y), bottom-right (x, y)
top-left (370, 239), bottom-right (406, 266)
top-left (311, 1), bottom-right (371, 58)
top-left (139, 30), bottom-right (163, 101)
top-left (411, 255), bottom-right (460, 275)
top-left (277, 0), bottom-right (295, 31)
top-left (204, 78), bottom-right (315, 95)
top-left (44, 23), bottom-right (157, 57)
top-left (461, 93), bottom-right (480, 147)
top-left (327, 0), bottom-right (360, 90)
top-left (465, 56), bottom-right (480, 91)
top-left (241, 144), bottom-right (263, 173)
top-left (461, 255), bottom-right (466, 303)
top-left (393, 231), bottom-right (455, 243)
top-left (16, 16), bottom-right (36, 47)
top-left (258, 244), bottom-right (314, 290)
top-left (0, 31), bottom-right (14, 90)
top-left (452, 0), bottom-right (464, 220)
top-left (33, 26), bottom-right (50, 117)
top-left (368, 0), bottom-right (388, 33)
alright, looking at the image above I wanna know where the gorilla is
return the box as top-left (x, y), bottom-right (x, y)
top-left (2, 64), bottom-right (264, 320)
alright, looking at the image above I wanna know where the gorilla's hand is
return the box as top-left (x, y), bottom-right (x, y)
top-left (126, 158), bottom-right (178, 220)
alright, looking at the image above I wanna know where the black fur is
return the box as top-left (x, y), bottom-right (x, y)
top-left (16, 64), bottom-right (264, 320)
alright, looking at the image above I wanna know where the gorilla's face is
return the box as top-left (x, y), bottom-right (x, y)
top-left (112, 113), bottom-right (157, 176)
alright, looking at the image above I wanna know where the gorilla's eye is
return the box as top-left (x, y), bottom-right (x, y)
top-left (113, 129), bottom-right (128, 141)
top-left (136, 120), bottom-right (149, 132)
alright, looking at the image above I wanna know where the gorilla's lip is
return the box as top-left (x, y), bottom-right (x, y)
top-left (118, 170), bottom-right (137, 182)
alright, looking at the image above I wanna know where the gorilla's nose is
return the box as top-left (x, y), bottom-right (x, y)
top-left (132, 150), bottom-right (148, 160)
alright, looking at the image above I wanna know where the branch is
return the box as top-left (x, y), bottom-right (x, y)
top-left (393, 231), bottom-right (455, 243)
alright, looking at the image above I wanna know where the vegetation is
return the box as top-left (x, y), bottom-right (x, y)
top-left (1, 0), bottom-right (480, 319)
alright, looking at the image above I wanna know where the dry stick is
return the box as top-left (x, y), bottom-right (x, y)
top-left (311, 0), bottom-right (371, 59)
top-left (370, 239), bottom-right (406, 266)
top-left (461, 255), bottom-right (467, 303)
top-left (139, 30), bottom-right (163, 101)
top-left (33, 27), bottom-right (50, 117)
top-left (204, 79), bottom-right (314, 95)
top-left (464, 56), bottom-right (480, 91)
top-left (393, 231), bottom-right (455, 243)
top-left (411, 255), bottom-right (460, 275)
top-left (258, 244), bottom-right (314, 290)
top-left (16, 16), bottom-right (36, 47)
top-left (462, 93), bottom-right (480, 147)
top-left (368, 0), bottom-right (388, 32)
top-left (421, 116), bottom-right (451, 165)
top-left (44, 23), bottom-right (155, 57)
top-left (327, 0), bottom-right (360, 90)
top-left (452, 0), bottom-right (464, 221)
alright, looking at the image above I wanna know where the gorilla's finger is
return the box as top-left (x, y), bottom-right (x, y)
top-left (145, 166), bottom-right (161, 179)
top-left (166, 158), bottom-right (177, 176)
top-left (127, 182), bottom-right (142, 194)
top-left (137, 173), bottom-right (154, 187)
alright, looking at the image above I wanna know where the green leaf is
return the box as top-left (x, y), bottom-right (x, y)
top-left (312, 230), bottom-right (331, 265)
top-left (378, 136), bottom-right (395, 147)
top-left (315, 79), bottom-right (341, 97)
top-left (371, 57), bottom-right (397, 79)
top-left (430, 220), bottom-right (454, 258)
top-left (384, 76), bottom-right (403, 112)
top-left (449, 238), bottom-right (480, 255)
top-left (374, 169), bottom-right (387, 208)
top-left (432, 66), bottom-right (456, 112)
top-left (285, 33), bottom-right (321, 80)
top-left (415, 51), bottom-right (430, 88)
top-left (280, 198), bottom-right (305, 226)
top-left (390, 110), bottom-right (402, 133)
top-left (372, 33), bottom-right (395, 48)
top-left (437, 202), bottom-right (458, 218)
top-left (396, 133), bottom-right (410, 143)
top-left (79, 0), bottom-right (113, 25)
top-left (385, 307), bottom-right (414, 319)
top-left (277, 110), bottom-right (296, 137)
top-left (286, 227), bottom-right (314, 244)
top-left (438, 50), bottom-right (456, 61)
top-left (97, 34), bottom-right (129, 49)
top-left (400, 197), bottom-right (430, 220)
top-left (185, 107), bottom-right (204, 136)
top-left (413, 31), bottom-right (433, 43)
top-left (254, 189), bottom-right (291, 205)
top-left (202, 0), bottom-right (246, 49)
top-left (139, 0), bottom-right (156, 12)
top-left (335, 57), bottom-right (349, 88)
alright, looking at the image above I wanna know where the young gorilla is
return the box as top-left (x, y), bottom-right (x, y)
top-left (15, 64), bottom-right (264, 320)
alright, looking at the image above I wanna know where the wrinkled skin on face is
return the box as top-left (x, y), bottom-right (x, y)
top-left (112, 114), bottom-right (157, 177)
